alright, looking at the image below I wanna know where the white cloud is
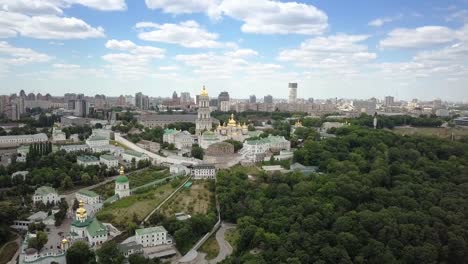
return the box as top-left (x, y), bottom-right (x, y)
top-left (0, 10), bottom-right (105, 39)
top-left (219, 0), bottom-right (328, 35)
top-left (278, 34), bottom-right (376, 76)
top-left (103, 39), bottom-right (165, 79)
top-left (368, 14), bottom-right (402, 27)
top-left (136, 20), bottom-right (224, 48)
top-left (159, 65), bottom-right (179, 71)
top-left (446, 9), bottom-right (468, 23)
top-left (379, 26), bottom-right (457, 49)
top-left (145, 0), bottom-right (220, 18)
top-left (0, 0), bottom-right (126, 14)
top-left (0, 41), bottom-right (51, 65)
top-left (52, 63), bottom-right (80, 69)
top-left (225, 48), bottom-right (258, 58)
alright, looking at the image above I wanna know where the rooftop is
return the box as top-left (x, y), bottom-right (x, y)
top-left (135, 226), bottom-right (167, 236)
top-left (78, 189), bottom-right (99, 198)
top-left (100, 154), bottom-right (118, 161)
top-left (77, 155), bottom-right (99, 162)
top-left (34, 186), bottom-right (57, 196)
top-left (116, 175), bottom-right (129, 183)
top-left (86, 218), bottom-right (107, 237)
top-left (124, 150), bottom-right (145, 157)
top-left (0, 133), bottom-right (48, 141)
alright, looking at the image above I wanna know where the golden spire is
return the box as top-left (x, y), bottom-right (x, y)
top-left (119, 166), bottom-right (125, 175)
top-left (76, 200), bottom-right (87, 220)
top-left (200, 85), bottom-right (208, 96)
top-left (228, 113), bottom-right (236, 126)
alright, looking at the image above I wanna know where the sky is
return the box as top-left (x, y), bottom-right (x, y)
top-left (1, 0), bottom-right (468, 101)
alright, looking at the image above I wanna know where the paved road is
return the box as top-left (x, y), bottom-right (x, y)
top-left (209, 223), bottom-right (236, 264)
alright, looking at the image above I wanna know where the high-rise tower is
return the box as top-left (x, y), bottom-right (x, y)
top-left (288, 83), bottom-right (297, 104)
top-left (196, 86), bottom-right (212, 135)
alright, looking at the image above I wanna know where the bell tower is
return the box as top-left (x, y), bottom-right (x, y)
top-left (196, 85), bottom-right (212, 135)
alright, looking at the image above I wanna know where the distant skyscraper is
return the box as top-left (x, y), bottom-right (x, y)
top-left (249, 95), bottom-right (256, 104)
top-left (308, 98), bottom-right (314, 104)
top-left (433, 99), bottom-right (442, 109)
top-left (288, 83), bottom-right (297, 104)
top-left (264, 95), bottom-right (273, 104)
top-left (384, 96), bottom-right (394, 106)
top-left (180, 92), bottom-right (191, 104)
top-left (135, 92), bottom-right (143, 109)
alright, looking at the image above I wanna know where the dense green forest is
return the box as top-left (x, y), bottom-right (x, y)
top-left (218, 127), bottom-right (468, 263)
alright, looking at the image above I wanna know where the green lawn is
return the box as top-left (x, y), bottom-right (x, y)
top-left (161, 181), bottom-right (215, 218)
top-left (225, 228), bottom-right (239, 252)
top-left (96, 178), bottom-right (183, 228)
top-left (91, 167), bottom-right (169, 199)
top-left (0, 239), bottom-right (18, 264)
top-left (200, 234), bottom-right (219, 260)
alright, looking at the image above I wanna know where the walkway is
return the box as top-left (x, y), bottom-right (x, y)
top-left (4, 232), bottom-right (21, 264)
top-left (209, 223), bottom-right (236, 264)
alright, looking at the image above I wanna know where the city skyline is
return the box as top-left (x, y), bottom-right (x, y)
top-left (1, 0), bottom-right (468, 101)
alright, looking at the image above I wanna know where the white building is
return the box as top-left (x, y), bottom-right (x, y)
top-left (91, 129), bottom-right (112, 139)
top-left (77, 155), bottom-right (100, 167)
top-left (0, 133), bottom-right (48, 146)
top-left (163, 129), bottom-right (194, 150)
top-left (70, 201), bottom-right (108, 247)
top-left (191, 165), bottom-right (216, 180)
top-left (100, 154), bottom-right (119, 168)
top-left (135, 226), bottom-right (172, 247)
top-left (91, 144), bottom-right (124, 155)
top-left (76, 190), bottom-right (101, 205)
top-left (61, 144), bottom-right (89, 153)
top-left (86, 136), bottom-right (109, 147)
top-left (52, 127), bottom-right (66, 142)
top-left (170, 164), bottom-right (189, 176)
top-left (33, 186), bottom-right (61, 205)
top-left (121, 150), bottom-right (149, 163)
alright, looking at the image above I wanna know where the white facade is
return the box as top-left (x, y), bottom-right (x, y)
top-left (52, 127), bottom-right (66, 142)
top-left (61, 144), bottom-right (89, 153)
top-left (86, 136), bottom-right (109, 147)
top-left (77, 156), bottom-right (100, 167)
top-left (76, 190), bottom-right (100, 205)
top-left (121, 150), bottom-right (149, 163)
top-left (170, 164), bottom-right (189, 176)
top-left (174, 131), bottom-right (194, 150)
top-left (33, 186), bottom-right (61, 205)
top-left (239, 141), bottom-right (270, 163)
top-left (191, 165), bottom-right (216, 180)
top-left (100, 155), bottom-right (119, 168)
top-left (135, 226), bottom-right (172, 247)
top-left (0, 133), bottom-right (48, 146)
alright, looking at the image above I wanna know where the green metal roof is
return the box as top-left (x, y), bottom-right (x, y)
top-left (116, 175), bottom-right (129, 183)
top-left (35, 186), bottom-right (57, 196)
top-left (100, 154), bottom-right (118, 161)
top-left (183, 181), bottom-right (192, 188)
top-left (164, 128), bottom-right (179, 135)
top-left (71, 217), bottom-right (93, 228)
top-left (78, 190), bottom-right (99, 198)
top-left (87, 136), bottom-right (108, 141)
top-left (86, 218), bottom-right (107, 237)
top-left (135, 226), bottom-right (167, 236)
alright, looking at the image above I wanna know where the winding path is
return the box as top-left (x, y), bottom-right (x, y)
top-left (209, 223), bottom-right (236, 264)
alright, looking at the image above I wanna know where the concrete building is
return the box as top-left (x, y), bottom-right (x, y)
top-left (135, 226), bottom-right (172, 247)
top-left (122, 150), bottom-right (149, 163)
top-left (61, 144), bottom-right (89, 153)
top-left (249, 95), bottom-right (256, 104)
top-left (33, 186), bottom-right (61, 205)
top-left (191, 164), bottom-right (216, 180)
top-left (77, 155), bottom-right (100, 167)
top-left (100, 154), bottom-right (119, 168)
top-left (76, 190), bottom-right (101, 205)
top-left (86, 136), bottom-right (109, 147)
top-left (384, 96), bottom-right (395, 106)
top-left (52, 127), bottom-right (66, 142)
top-left (136, 140), bottom-right (160, 153)
top-left (454, 117), bottom-right (468, 127)
top-left (264, 95), bottom-right (273, 104)
top-left (0, 133), bottom-right (48, 147)
top-left (196, 86), bottom-right (213, 135)
top-left (288, 83), bottom-right (297, 104)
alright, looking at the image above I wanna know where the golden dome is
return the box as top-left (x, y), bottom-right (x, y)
top-left (119, 166), bottom-right (125, 175)
top-left (76, 200), bottom-right (87, 220)
top-left (242, 123), bottom-right (248, 129)
top-left (295, 120), bottom-right (303, 127)
top-left (61, 238), bottom-right (68, 244)
top-left (200, 85), bottom-right (208, 96)
top-left (228, 114), bottom-right (236, 126)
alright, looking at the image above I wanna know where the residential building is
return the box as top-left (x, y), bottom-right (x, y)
top-left (264, 95), bottom-right (273, 104)
top-left (135, 226), bottom-right (172, 247)
top-left (288, 83), bottom-right (297, 104)
top-left (384, 96), bottom-right (395, 106)
top-left (33, 186), bottom-right (61, 205)
top-left (61, 144), bottom-right (89, 153)
top-left (249, 95), bottom-right (256, 104)
top-left (76, 190), bottom-right (101, 205)
top-left (100, 154), bottom-right (119, 168)
top-left (191, 164), bottom-right (216, 180)
top-left (77, 155), bottom-right (100, 167)
top-left (122, 150), bottom-right (149, 163)
top-left (0, 133), bottom-right (48, 147)
top-left (86, 136), bottom-right (109, 147)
